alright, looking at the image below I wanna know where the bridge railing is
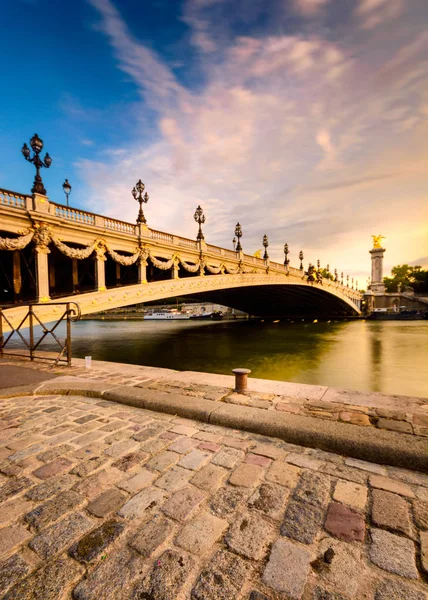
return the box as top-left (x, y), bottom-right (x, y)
top-left (0, 188), bottom-right (29, 210)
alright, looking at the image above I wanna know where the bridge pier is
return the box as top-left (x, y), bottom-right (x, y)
top-left (95, 256), bottom-right (106, 292)
top-left (137, 259), bottom-right (147, 284)
top-left (35, 248), bottom-right (50, 302)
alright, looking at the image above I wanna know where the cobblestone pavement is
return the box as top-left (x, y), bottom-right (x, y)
top-left (2, 357), bottom-right (428, 438)
top-left (1, 392), bottom-right (428, 599)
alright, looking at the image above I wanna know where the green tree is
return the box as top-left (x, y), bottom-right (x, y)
top-left (383, 264), bottom-right (428, 293)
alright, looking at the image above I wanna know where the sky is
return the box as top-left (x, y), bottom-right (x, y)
top-left (1, 0), bottom-right (427, 284)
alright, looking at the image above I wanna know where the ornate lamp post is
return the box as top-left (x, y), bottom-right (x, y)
top-left (283, 243), bottom-right (290, 267)
top-left (317, 259), bottom-right (321, 270)
top-left (234, 223), bottom-right (243, 252)
top-left (299, 250), bottom-right (304, 271)
top-left (356, 280), bottom-right (359, 290)
top-left (132, 179), bottom-right (149, 224)
top-left (334, 268), bottom-right (338, 282)
top-left (346, 275), bottom-right (349, 287)
top-left (352, 277), bottom-right (354, 289)
top-left (194, 205), bottom-right (206, 241)
top-left (341, 271), bottom-right (344, 285)
top-left (262, 234), bottom-right (269, 260)
top-left (21, 133), bottom-right (52, 195)
top-left (62, 179), bottom-right (72, 207)
top-left (232, 237), bottom-right (236, 251)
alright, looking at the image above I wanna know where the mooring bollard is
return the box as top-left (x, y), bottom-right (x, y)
top-left (232, 368), bottom-right (251, 393)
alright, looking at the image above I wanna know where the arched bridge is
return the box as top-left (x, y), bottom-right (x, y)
top-left (0, 187), bottom-right (361, 331)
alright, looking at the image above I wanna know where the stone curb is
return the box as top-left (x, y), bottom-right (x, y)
top-left (8, 380), bottom-right (428, 473)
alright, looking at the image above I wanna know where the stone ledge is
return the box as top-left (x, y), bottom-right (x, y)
top-left (5, 379), bottom-right (428, 474)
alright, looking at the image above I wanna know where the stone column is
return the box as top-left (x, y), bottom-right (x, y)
top-left (138, 259), bottom-right (147, 284)
top-left (171, 261), bottom-right (179, 280)
top-left (72, 259), bottom-right (79, 293)
top-left (95, 257), bottom-right (106, 291)
top-left (35, 249), bottom-right (50, 302)
top-left (369, 246), bottom-right (386, 293)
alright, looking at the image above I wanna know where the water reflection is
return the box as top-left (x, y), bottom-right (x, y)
top-left (6, 319), bottom-right (428, 397)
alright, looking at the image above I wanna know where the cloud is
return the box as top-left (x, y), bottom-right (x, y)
top-left (294, 0), bottom-right (330, 16)
top-left (79, 0), bottom-right (428, 279)
top-left (355, 0), bottom-right (404, 29)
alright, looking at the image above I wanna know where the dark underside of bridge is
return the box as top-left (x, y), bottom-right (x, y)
top-left (183, 284), bottom-right (358, 318)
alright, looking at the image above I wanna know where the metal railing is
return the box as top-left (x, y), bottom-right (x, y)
top-left (0, 302), bottom-right (81, 366)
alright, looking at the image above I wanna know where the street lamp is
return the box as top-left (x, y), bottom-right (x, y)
top-left (193, 205), bottom-right (206, 241)
top-left (262, 234), bottom-right (269, 260)
top-left (232, 237), bottom-right (236, 251)
top-left (317, 259), bottom-right (321, 270)
top-left (283, 243), bottom-right (290, 267)
top-left (62, 179), bottom-right (72, 207)
top-left (132, 179), bottom-right (149, 224)
top-left (346, 275), bottom-right (349, 287)
top-left (234, 223), bottom-right (242, 252)
top-left (334, 268), bottom-right (338, 282)
top-left (21, 133), bottom-right (52, 195)
top-left (299, 250), bottom-right (304, 271)
top-left (341, 272), bottom-right (344, 285)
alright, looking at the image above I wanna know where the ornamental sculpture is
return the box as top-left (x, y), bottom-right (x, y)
top-left (21, 134), bottom-right (52, 195)
top-left (132, 180), bottom-right (149, 224)
top-left (372, 234), bottom-right (386, 249)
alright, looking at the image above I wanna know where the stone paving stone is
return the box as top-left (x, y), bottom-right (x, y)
top-left (0, 524), bottom-right (31, 558)
top-left (36, 443), bottom-right (74, 462)
top-left (370, 474), bottom-right (415, 497)
top-left (104, 430), bottom-right (131, 445)
top-left (146, 450), bottom-right (180, 472)
top-left (111, 450), bottom-right (147, 472)
top-left (99, 420), bottom-right (127, 432)
top-left (245, 453), bottom-right (272, 467)
top-left (421, 531), bottom-right (428, 575)
top-left (25, 489), bottom-right (83, 531)
top-left (26, 473), bottom-right (77, 501)
top-left (248, 483), bottom-right (288, 519)
top-left (345, 457), bottom-right (388, 475)
top-left (32, 457), bottom-right (73, 480)
top-left (69, 519), bottom-right (125, 563)
top-left (74, 413), bottom-right (100, 424)
top-left (0, 553), bottom-right (30, 597)
top-left (249, 592), bottom-right (272, 600)
top-left (8, 444), bottom-right (45, 463)
top-left (155, 466), bottom-right (192, 492)
top-left (320, 462), bottom-right (367, 484)
top-left (191, 549), bottom-right (251, 600)
top-left (73, 547), bottom-right (146, 600)
top-left (226, 512), bottom-right (274, 560)
top-left (70, 455), bottom-right (109, 477)
top-left (3, 556), bottom-right (83, 600)
top-left (266, 461), bottom-right (300, 487)
top-left (191, 463), bottom-right (227, 493)
top-left (221, 436), bottom-right (251, 450)
top-left (312, 587), bottom-right (348, 600)
top-left (117, 468), bottom-right (156, 494)
top-left (377, 418), bottom-right (413, 433)
top-left (0, 496), bottom-right (34, 526)
top-left (104, 439), bottom-right (138, 458)
top-left (324, 502), bottom-right (365, 542)
top-left (161, 486), bottom-right (205, 521)
top-left (211, 446), bottom-right (244, 468)
top-left (118, 487), bottom-right (165, 519)
top-left (139, 437), bottom-right (171, 455)
top-left (375, 578), bottom-right (428, 600)
top-left (333, 479), bottom-right (367, 510)
top-left (372, 489), bottom-right (413, 536)
top-left (87, 487), bottom-right (127, 518)
top-left (249, 442), bottom-right (286, 460)
top-left (0, 476), bottom-right (33, 502)
top-left (413, 499), bottom-right (428, 529)
top-left (286, 453), bottom-right (323, 470)
top-left (133, 423), bottom-right (168, 442)
top-left (210, 485), bottom-right (249, 518)
top-left (178, 449), bottom-right (212, 471)
top-left (229, 463), bottom-right (264, 487)
top-left (369, 528), bottom-right (418, 578)
top-left (132, 548), bottom-right (193, 600)
top-left (281, 499), bottom-right (325, 544)
top-left (317, 537), bottom-right (369, 598)
top-left (29, 512), bottom-right (94, 559)
top-left (293, 471), bottom-right (331, 508)
top-left (176, 509), bottom-right (227, 554)
top-left (262, 538), bottom-right (311, 599)
top-left (198, 442), bottom-right (221, 453)
top-left (72, 467), bottom-right (122, 499)
top-left (170, 424), bottom-right (200, 436)
top-left (129, 514), bottom-right (173, 558)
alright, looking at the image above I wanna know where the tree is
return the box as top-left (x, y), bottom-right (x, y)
top-left (383, 264), bottom-right (428, 293)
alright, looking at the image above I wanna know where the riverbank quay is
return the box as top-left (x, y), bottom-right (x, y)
top-left (0, 365), bottom-right (428, 599)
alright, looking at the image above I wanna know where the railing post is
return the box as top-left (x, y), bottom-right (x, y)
top-left (29, 305), bottom-right (34, 361)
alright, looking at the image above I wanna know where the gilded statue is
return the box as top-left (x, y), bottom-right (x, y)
top-left (372, 234), bottom-right (386, 249)
top-left (253, 249), bottom-right (262, 258)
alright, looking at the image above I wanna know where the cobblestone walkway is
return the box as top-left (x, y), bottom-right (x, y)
top-left (1, 392), bottom-right (427, 599)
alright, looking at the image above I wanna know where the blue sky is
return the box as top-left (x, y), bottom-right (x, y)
top-left (1, 0), bottom-right (427, 280)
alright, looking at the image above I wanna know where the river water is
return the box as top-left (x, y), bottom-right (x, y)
top-left (23, 318), bottom-right (427, 398)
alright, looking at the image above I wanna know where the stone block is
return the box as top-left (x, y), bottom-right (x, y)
top-left (3, 557), bottom-right (83, 600)
top-left (369, 475), bottom-right (415, 498)
top-left (170, 424), bottom-right (200, 436)
top-left (104, 439), bottom-right (138, 458)
top-left (324, 502), bottom-right (365, 542)
top-left (133, 423), bottom-right (169, 443)
top-left (345, 457), bottom-right (387, 475)
top-left (293, 471), bottom-right (331, 508)
top-left (0, 497), bottom-right (34, 527)
top-left (266, 461), bottom-right (300, 487)
top-left (333, 480), bottom-right (367, 510)
top-left (70, 456), bottom-right (108, 477)
top-left (32, 457), bottom-right (73, 480)
top-left (229, 463), bottom-right (264, 488)
top-left (248, 483), bottom-right (289, 519)
top-left (317, 538), bottom-right (369, 598)
top-left (0, 524), bottom-right (31, 559)
top-left (117, 468), bottom-right (156, 494)
top-left (375, 578), bottom-right (428, 600)
top-left (146, 450), bottom-right (180, 472)
top-left (129, 514), bottom-right (172, 558)
top-left (167, 436), bottom-right (200, 454)
top-left (245, 453), bottom-right (272, 467)
top-left (211, 447), bottom-right (244, 469)
top-left (372, 489), bottom-right (412, 536)
top-left (25, 490), bottom-right (82, 531)
top-left (262, 538), bottom-right (311, 599)
top-left (87, 488), bottom-right (127, 518)
top-left (155, 466), bottom-right (192, 492)
top-left (118, 488), bottom-right (165, 519)
top-left (161, 486), bottom-right (204, 521)
top-left (36, 444), bottom-right (74, 463)
top-left (69, 519), bottom-right (124, 563)
top-left (0, 554), bottom-right (30, 597)
top-left (413, 499), bottom-right (428, 529)
top-left (191, 463), bottom-right (227, 493)
top-left (421, 531), bottom-right (428, 575)
top-left (339, 412), bottom-right (371, 426)
top-left (377, 418), bottom-right (412, 433)
top-left (111, 450), bottom-right (147, 472)
top-left (209, 485), bottom-right (249, 518)
top-left (286, 453), bottom-right (322, 470)
top-left (178, 449), bottom-right (211, 471)
top-left (0, 477), bottom-right (33, 502)
top-left (29, 513), bottom-right (94, 559)
top-left (225, 512), bottom-right (274, 560)
top-left (249, 442), bottom-right (287, 460)
top-left (26, 474), bottom-right (77, 501)
top-left (369, 528), bottom-right (418, 578)
top-left (191, 549), bottom-right (251, 600)
top-left (132, 549), bottom-right (193, 600)
top-left (176, 509), bottom-right (227, 554)
top-left (281, 499), bottom-right (325, 544)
